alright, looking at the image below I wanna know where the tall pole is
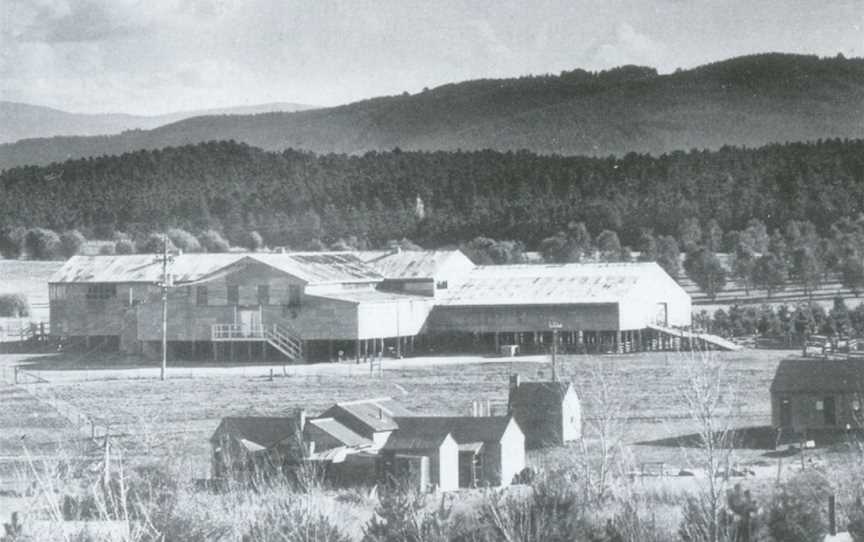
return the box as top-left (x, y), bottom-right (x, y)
top-left (160, 234), bottom-right (168, 381)
top-left (551, 329), bottom-right (558, 381)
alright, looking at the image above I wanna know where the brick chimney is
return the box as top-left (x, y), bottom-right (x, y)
top-left (508, 374), bottom-right (520, 414)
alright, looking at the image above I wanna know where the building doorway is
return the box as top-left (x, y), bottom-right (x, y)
top-left (779, 398), bottom-right (792, 430)
top-left (238, 307), bottom-right (261, 337)
top-left (823, 396), bottom-right (836, 426)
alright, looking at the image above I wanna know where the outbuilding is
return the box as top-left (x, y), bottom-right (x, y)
top-left (507, 375), bottom-right (581, 448)
top-left (770, 357), bottom-right (864, 436)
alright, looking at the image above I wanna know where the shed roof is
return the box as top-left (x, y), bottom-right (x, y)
top-left (359, 250), bottom-right (472, 279)
top-left (307, 417), bottom-right (371, 447)
top-left (321, 397), bottom-right (414, 433)
top-left (770, 358), bottom-right (864, 394)
top-left (51, 252), bottom-right (381, 285)
top-left (440, 262), bottom-right (670, 306)
top-left (309, 289), bottom-right (431, 304)
top-left (510, 381), bottom-right (575, 411)
top-left (211, 416), bottom-right (299, 448)
top-left (391, 416), bottom-right (514, 446)
top-left (381, 422), bottom-right (453, 451)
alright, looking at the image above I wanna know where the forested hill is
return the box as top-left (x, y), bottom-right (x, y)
top-left (1, 138), bottom-right (863, 250)
top-left (0, 101), bottom-right (315, 145)
top-left (2, 53), bottom-right (863, 171)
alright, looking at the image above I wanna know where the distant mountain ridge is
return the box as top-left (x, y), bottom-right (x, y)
top-left (1, 53), bottom-right (863, 170)
top-left (0, 101), bottom-right (316, 145)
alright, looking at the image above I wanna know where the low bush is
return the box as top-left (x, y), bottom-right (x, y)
top-left (767, 470), bottom-right (831, 542)
top-left (0, 293), bottom-right (29, 317)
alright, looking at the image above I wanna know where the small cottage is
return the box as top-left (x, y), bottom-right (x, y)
top-left (770, 357), bottom-right (864, 436)
top-left (508, 374), bottom-right (581, 448)
top-left (210, 413), bottom-right (304, 480)
top-left (378, 423), bottom-right (459, 492)
top-left (390, 416), bottom-right (524, 488)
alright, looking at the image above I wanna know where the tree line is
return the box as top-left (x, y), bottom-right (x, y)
top-left (1, 139), bottom-right (863, 270)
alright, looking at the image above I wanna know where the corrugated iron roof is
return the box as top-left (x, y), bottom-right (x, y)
top-left (510, 381), bottom-right (574, 411)
top-left (381, 422), bottom-right (453, 451)
top-left (307, 417), bottom-right (371, 447)
top-left (309, 289), bottom-right (431, 304)
top-left (321, 397), bottom-right (414, 433)
top-left (358, 250), bottom-right (471, 279)
top-left (441, 262), bottom-right (667, 306)
top-left (211, 416), bottom-right (299, 448)
top-left (391, 416), bottom-right (513, 445)
top-left (51, 252), bottom-right (382, 285)
top-left (770, 358), bottom-right (864, 394)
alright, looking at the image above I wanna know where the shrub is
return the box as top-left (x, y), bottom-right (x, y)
top-left (25, 227), bottom-right (62, 260)
top-left (477, 476), bottom-right (590, 542)
top-left (246, 497), bottom-right (352, 542)
top-left (198, 230), bottom-right (230, 253)
top-left (167, 228), bottom-right (202, 253)
top-left (849, 500), bottom-right (864, 542)
top-left (0, 225), bottom-right (27, 258)
top-left (363, 485), bottom-right (454, 542)
top-left (59, 229), bottom-right (86, 258)
top-left (767, 470), bottom-right (830, 542)
top-left (238, 230), bottom-right (264, 252)
top-left (0, 293), bottom-right (29, 317)
top-left (138, 233), bottom-right (177, 254)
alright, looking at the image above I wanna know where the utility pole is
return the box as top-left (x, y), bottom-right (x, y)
top-left (548, 320), bottom-right (563, 381)
top-left (158, 234), bottom-right (170, 381)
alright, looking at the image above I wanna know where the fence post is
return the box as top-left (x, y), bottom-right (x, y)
top-left (829, 494), bottom-right (836, 536)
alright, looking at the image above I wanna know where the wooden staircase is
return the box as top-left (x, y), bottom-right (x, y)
top-left (646, 324), bottom-right (742, 351)
top-left (265, 323), bottom-right (303, 362)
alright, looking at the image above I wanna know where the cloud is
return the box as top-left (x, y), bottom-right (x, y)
top-left (9, 0), bottom-right (152, 43)
top-left (590, 22), bottom-right (667, 69)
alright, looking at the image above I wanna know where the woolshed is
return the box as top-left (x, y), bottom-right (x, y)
top-left (426, 262), bottom-right (692, 354)
top-left (49, 252), bottom-right (433, 362)
top-left (771, 357), bottom-right (864, 436)
top-left (507, 374), bottom-right (581, 448)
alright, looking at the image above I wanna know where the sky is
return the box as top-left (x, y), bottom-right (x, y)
top-left (1, 0), bottom-right (861, 115)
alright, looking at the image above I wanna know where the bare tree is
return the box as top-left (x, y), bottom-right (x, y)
top-left (677, 348), bottom-right (740, 542)
top-left (575, 358), bottom-right (634, 502)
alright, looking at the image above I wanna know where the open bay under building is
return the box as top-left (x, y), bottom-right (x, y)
top-left (48, 250), bottom-right (693, 361)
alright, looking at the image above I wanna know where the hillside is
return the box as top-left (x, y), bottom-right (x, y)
top-left (1, 53), bottom-right (862, 170)
top-left (0, 101), bottom-right (315, 145)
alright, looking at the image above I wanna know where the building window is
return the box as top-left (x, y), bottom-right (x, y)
top-left (436, 280), bottom-right (448, 290)
top-left (86, 284), bottom-right (116, 300)
top-left (227, 285), bottom-right (239, 305)
top-left (288, 285), bottom-right (302, 307)
top-left (815, 400), bottom-right (824, 411)
top-left (196, 286), bottom-right (208, 306)
top-left (49, 284), bottom-right (67, 301)
top-left (257, 285), bottom-right (270, 305)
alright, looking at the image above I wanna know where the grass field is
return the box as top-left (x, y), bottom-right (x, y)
top-left (0, 349), bottom-right (787, 480)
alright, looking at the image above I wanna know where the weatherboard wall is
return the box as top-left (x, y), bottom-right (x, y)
top-left (424, 303), bottom-right (620, 333)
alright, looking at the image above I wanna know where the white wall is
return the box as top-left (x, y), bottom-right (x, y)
top-left (561, 387), bottom-right (582, 442)
top-left (437, 435), bottom-right (459, 491)
top-left (499, 418), bottom-right (525, 486)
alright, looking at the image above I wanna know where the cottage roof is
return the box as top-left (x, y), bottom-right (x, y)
top-left (320, 397), bottom-right (414, 433)
top-left (359, 250), bottom-right (472, 280)
top-left (441, 262), bottom-right (669, 306)
top-left (211, 416), bottom-right (299, 448)
top-left (307, 417), bottom-right (371, 447)
top-left (309, 289), bottom-right (431, 304)
top-left (381, 421), bottom-right (453, 451)
top-left (391, 416), bottom-right (514, 446)
top-left (770, 358), bottom-right (864, 394)
top-left (509, 381), bottom-right (574, 411)
top-left (51, 252), bottom-right (381, 285)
